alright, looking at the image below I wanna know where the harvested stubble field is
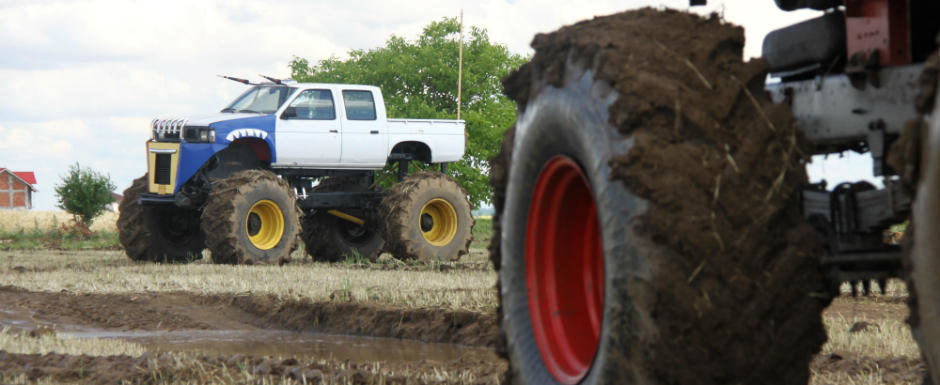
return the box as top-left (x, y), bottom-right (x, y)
top-left (0, 213), bottom-right (926, 384)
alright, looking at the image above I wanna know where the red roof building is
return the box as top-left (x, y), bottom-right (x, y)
top-left (0, 168), bottom-right (38, 209)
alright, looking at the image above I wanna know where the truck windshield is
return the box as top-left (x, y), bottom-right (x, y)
top-left (222, 86), bottom-right (296, 114)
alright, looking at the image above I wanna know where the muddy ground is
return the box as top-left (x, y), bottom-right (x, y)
top-left (0, 273), bottom-right (926, 384)
top-left (0, 286), bottom-right (499, 347)
top-left (0, 285), bottom-right (505, 384)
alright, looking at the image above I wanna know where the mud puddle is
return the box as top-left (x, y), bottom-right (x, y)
top-left (0, 307), bottom-right (493, 364)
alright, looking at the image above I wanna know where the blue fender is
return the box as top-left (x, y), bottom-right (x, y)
top-left (173, 114), bottom-right (277, 192)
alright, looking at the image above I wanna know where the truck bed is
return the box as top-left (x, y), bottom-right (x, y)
top-left (387, 118), bottom-right (465, 134)
top-left (387, 119), bottom-right (465, 163)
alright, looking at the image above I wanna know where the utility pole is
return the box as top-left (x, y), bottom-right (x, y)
top-left (457, 9), bottom-right (464, 120)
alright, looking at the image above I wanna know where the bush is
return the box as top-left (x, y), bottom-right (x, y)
top-left (54, 163), bottom-right (117, 228)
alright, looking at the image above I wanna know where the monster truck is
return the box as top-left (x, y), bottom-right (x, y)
top-left (118, 81), bottom-right (473, 265)
top-left (491, 2), bottom-right (939, 384)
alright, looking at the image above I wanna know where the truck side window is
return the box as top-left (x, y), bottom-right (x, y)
top-left (342, 90), bottom-right (377, 120)
top-left (286, 89), bottom-right (335, 120)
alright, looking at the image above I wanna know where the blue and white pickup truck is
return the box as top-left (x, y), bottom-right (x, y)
top-left (118, 81), bottom-right (474, 266)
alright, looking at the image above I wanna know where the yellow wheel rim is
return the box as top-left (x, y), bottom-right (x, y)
top-left (420, 198), bottom-right (458, 246)
top-left (246, 200), bottom-right (285, 250)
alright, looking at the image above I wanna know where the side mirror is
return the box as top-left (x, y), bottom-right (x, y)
top-left (281, 106), bottom-right (297, 119)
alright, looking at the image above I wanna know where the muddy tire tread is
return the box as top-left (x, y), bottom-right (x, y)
top-left (117, 176), bottom-right (153, 261)
top-left (380, 172), bottom-right (474, 262)
top-left (201, 169), bottom-right (301, 264)
top-left (117, 174), bottom-right (204, 263)
top-left (890, 47), bottom-right (940, 385)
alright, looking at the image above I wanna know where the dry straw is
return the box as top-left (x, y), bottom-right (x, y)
top-left (0, 210), bottom-right (118, 232)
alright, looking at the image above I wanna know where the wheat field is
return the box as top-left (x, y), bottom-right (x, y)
top-left (0, 210), bottom-right (118, 233)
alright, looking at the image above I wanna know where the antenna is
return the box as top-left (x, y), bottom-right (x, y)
top-left (259, 75), bottom-right (283, 85)
top-left (457, 9), bottom-right (464, 120)
top-left (217, 75), bottom-right (255, 85)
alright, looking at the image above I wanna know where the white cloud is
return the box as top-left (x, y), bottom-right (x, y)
top-left (0, 117), bottom-right (152, 210)
top-left (0, 0), bottom-right (856, 211)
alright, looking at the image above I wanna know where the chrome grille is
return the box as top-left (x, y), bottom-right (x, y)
top-left (154, 154), bottom-right (172, 185)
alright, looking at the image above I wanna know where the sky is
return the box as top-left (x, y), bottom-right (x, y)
top-left (0, 0), bottom-right (865, 210)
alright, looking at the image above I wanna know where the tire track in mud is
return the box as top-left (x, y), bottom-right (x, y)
top-left (0, 285), bottom-right (500, 348)
top-left (0, 285), bottom-right (505, 383)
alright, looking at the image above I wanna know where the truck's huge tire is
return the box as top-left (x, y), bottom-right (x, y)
top-left (491, 9), bottom-right (830, 385)
top-left (201, 170), bottom-right (300, 264)
top-left (915, 88), bottom-right (940, 385)
top-left (892, 49), bottom-right (940, 385)
top-left (117, 174), bottom-right (205, 263)
top-left (380, 172), bottom-right (473, 262)
top-left (301, 177), bottom-right (384, 262)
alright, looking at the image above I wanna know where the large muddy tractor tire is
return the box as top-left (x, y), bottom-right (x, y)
top-left (301, 177), bottom-right (385, 262)
top-left (915, 90), bottom-right (940, 385)
top-left (201, 170), bottom-right (301, 265)
top-left (380, 171), bottom-right (473, 262)
top-left (117, 174), bottom-right (205, 263)
top-left (898, 50), bottom-right (940, 384)
top-left (490, 10), bottom-right (830, 385)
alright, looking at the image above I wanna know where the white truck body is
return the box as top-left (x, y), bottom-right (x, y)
top-left (271, 83), bottom-right (465, 169)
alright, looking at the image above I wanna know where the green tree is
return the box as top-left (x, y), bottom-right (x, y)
top-left (290, 17), bottom-right (526, 206)
top-left (54, 163), bottom-right (116, 227)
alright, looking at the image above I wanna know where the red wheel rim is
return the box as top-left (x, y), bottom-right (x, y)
top-left (526, 156), bottom-right (604, 384)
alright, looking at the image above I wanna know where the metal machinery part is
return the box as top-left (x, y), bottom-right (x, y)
top-left (142, 167), bottom-right (388, 212)
top-left (766, 65), bottom-right (921, 156)
top-left (762, 0), bottom-right (939, 291)
top-left (284, 170), bottom-right (387, 211)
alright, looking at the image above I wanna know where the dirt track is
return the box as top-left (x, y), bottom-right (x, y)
top-left (0, 286), bottom-right (500, 347)
top-left (0, 285), bottom-right (505, 384)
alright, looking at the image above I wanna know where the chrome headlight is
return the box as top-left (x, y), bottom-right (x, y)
top-left (183, 126), bottom-right (216, 143)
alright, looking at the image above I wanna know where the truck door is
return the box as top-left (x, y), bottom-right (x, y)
top-left (274, 89), bottom-right (342, 166)
top-left (339, 89), bottom-right (388, 166)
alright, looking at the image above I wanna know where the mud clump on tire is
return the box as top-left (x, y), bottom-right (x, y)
top-left (495, 8), bottom-right (831, 384)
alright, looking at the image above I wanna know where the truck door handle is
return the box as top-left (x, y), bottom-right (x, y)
top-left (370, 130), bottom-right (379, 134)
top-left (329, 129), bottom-right (339, 133)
